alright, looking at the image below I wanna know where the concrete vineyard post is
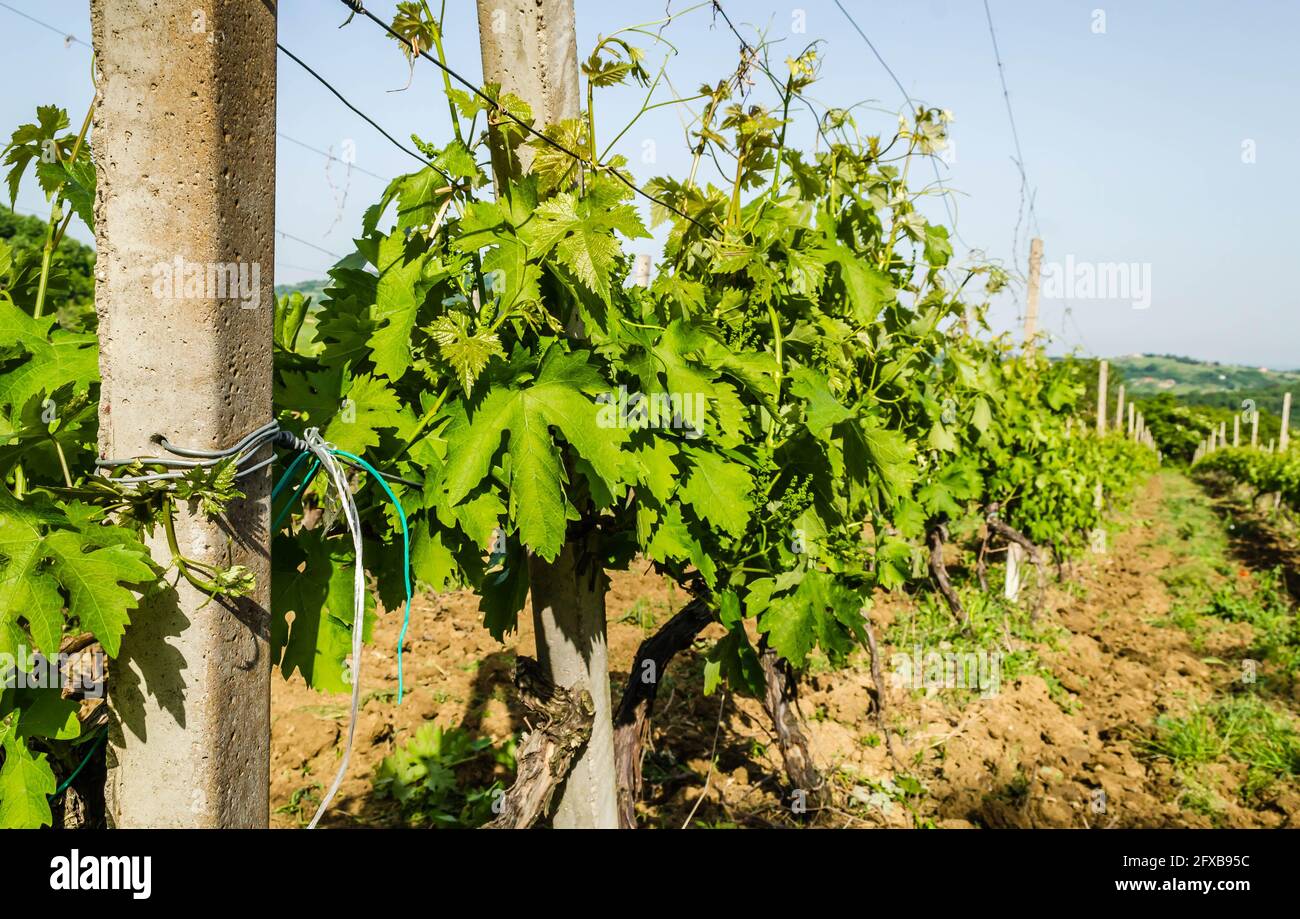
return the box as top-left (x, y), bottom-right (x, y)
top-left (475, 0), bottom-right (581, 185)
top-left (1004, 543), bottom-right (1025, 602)
top-left (1128, 402), bottom-right (1135, 438)
top-left (91, 0), bottom-right (276, 827)
top-left (1090, 360), bottom-right (1107, 553)
top-left (632, 253), bottom-right (652, 288)
top-left (1282, 392), bottom-right (1292, 452)
top-left (1115, 385), bottom-right (1125, 434)
top-left (475, 0), bottom-right (618, 829)
top-left (1096, 360), bottom-right (1108, 433)
top-left (1233, 414), bottom-right (1240, 448)
top-left (1023, 237), bottom-right (1042, 344)
top-left (1091, 482), bottom-right (1105, 553)
top-left (1013, 238), bottom-right (1041, 583)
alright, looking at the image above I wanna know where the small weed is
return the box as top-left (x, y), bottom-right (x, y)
top-left (618, 595), bottom-right (672, 633)
top-left (273, 782), bottom-right (322, 826)
top-left (981, 769), bottom-right (1031, 811)
top-left (361, 688), bottom-right (396, 706)
top-left (1179, 774), bottom-right (1227, 822)
top-left (373, 722), bottom-right (516, 827)
top-left (803, 648), bottom-right (835, 675)
top-left (845, 773), bottom-right (928, 824)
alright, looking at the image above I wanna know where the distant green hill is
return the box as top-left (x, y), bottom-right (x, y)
top-left (1103, 355), bottom-right (1298, 461)
top-left (1110, 354), bottom-right (1300, 398)
top-left (1109, 354), bottom-right (1298, 421)
top-left (274, 278), bottom-right (329, 303)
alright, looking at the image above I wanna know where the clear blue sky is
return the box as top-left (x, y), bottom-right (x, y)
top-left (3, 1), bottom-right (1296, 368)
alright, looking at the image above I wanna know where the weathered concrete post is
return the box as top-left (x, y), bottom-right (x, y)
top-left (1004, 543), bottom-right (1024, 602)
top-left (1114, 384), bottom-right (1125, 434)
top-left (1023, 237), bottom-right (1042, 344)
top-left (476, 0), bottom-right (618, 829)
top-left (1281, 393), bottom-right (1292, 452)
top-left (1095, 360), bottom-right (1108, 434)
top-left (632, 253), bottom-right (652, 288)
top-left (1090, 360), bottom-right (1108, 553)
top-left (476, 0), bottom-right (581, 183)
top-left (92, 0), bottom-right (276, 827)
top-left (1233, 414), bottom-right (1240, 448)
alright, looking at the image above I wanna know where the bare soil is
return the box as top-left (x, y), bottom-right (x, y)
top-left (270, 471), bottom-right (1300, 828)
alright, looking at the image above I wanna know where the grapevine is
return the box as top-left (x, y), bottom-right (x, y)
top-left (0, 4), bottom-right (1169, 830)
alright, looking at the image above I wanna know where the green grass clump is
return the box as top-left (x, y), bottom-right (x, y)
top-left (1205, 567), bottom-right (1300, 677)
top-left (884, 587), bottom-right (1073, 709)
top-left (1147, 694), bottom-right (1300, 801)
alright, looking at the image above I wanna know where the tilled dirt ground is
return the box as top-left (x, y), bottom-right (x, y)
top-left (270, 471), bottom-right (1300, 828)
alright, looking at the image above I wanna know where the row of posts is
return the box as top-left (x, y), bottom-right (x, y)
top-left (1095, 360), bottom-right (1159, 452)
top-left (1192, 392), bottom-right (1291, 463)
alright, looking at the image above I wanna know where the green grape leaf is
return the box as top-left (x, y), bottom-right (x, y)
top-left (645, 504), bottom-right (716, 587)
top-left (35, 156), bottom-right (96, 230)
top-left (478, 539), bottom-right (528, 640)
top-left (427, 314), bottom-right (505, 392)
top-left (271, 532), bottom-right (375, 693)
top-left (923, 223), bottom-right (952, 268)
top-left (874, 537), bottom-right (915, 591)
top-left (0, 301), bottom-right (98, 414)
top-left (324, 372), bottom-right (409, 454)
top-left (442, 347), bottom-right (627, 560)
top-left (823, 243), bottom-right (892, 323)
top-left (367, 230), bottom-right (436, 380)
top-left (631, 438), bottom-right (680, 503)
top-left (0, 733), bottom-right (55, 829)
top-left (790, 365), bottom-right (854, 437)
top-left (2, 104), bottom-right (70, 209)
top-left (526, 187), bottom-right (648, 301)
top-left (43, 530), bottom-right (153, 658)
top-left (12, 689), bottom-right (81, 741)
top-left (758, 569), bottom-right (865, 668)
top-left (434, 141), bottom-right (480, 182)
top-left (275, 366), bottom-right (344, 433)
top-left (0, 489), bottom-right (153, 658)
top-left (679, 446), bottom-right (753, 538)
top-left (704, 624), bottom-right (764, 697)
